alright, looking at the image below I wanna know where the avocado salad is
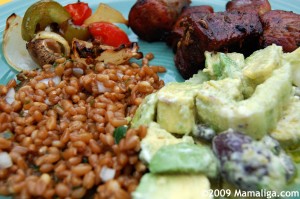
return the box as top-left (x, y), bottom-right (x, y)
top-left (129, 44), bottom-right (300, 199)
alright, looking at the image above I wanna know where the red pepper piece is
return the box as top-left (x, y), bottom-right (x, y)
top-left (88, 22), bottom-right (130, 47)
top-left (65, 1), bottom-right (92, 26)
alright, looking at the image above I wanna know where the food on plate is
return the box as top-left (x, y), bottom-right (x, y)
top-left (213, 130), bottom-right (295, 191)
top-left (138, 122), bottom-right (194, 164)
top-left (131, 45), bottom-right (300, 198)
top-left (132, 173), bottom-right (211, 199)
top-left (71, 40), bottom-right (142, 66)
top-left (156, 82), bottom-right (202, 134)
top-left (242, 42), bottom-right (283, 84)
top-left (128, 0), bottom-right (191, 42)
top-left (4, 0), bottom-right (131, 70)
top-left (21, 0), bottom-right (71, 42)
top-left (282, 33), bottom-right (300, 88)
top-left (174, 4), bottom-right (300, 79)
top-left (59, 19), bottom-right (91, 44)
top-left (26, 31), bottom-right (71, 67)
top-left (130, 94), bottom-right (157, 130)
top-left (159, 46), bottom-right (292, 140)
top-left (268, 48), bottom-right (300, 153)
top-left (0, 1), bottom-right (170, 198)
top-left (260, 10), bottom-right (300, 52)
top-left (196, 45), bottom-right (292, 139)
top-left (149, 142), bottom-right (218, 178)
top-left (83, 3), bottom-right (128, 26)
top-left (175, 11), bottom-right (262, 78)
top-left (64, 1), bottom-right (92, 26)
top-left (270, 97), bottom-right (300, 151)
top-left (88, 22), bottom-right (130, 48)
top-left (0, 46), bottom-right (166, 198)
top-left (128, 0), bottom-right (300, 79)
top-left (2, 14), bottom-right (38, 71)
top-left (226, 0), bottom-right (271, 15)
top-left (166, 5), bottom-right (214, 51)
top-left (196, 64), bottom-right (291, 140)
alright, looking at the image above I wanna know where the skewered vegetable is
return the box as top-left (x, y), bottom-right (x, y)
top-left (64, 1), bottom-right (92, 26)
top-left (89, 22), bottom-right (130, 47)
top-left (2, 14), bottom-right (38, 71)
top-left (21, 0), bottom-right (71, 41)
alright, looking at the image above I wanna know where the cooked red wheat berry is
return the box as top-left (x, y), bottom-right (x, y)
top-left (0, 55), bottom-right (164, 198)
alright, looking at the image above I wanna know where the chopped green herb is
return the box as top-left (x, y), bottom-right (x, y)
top-left (72, 186), bottom-right (81, 190)
top-left (113, 125), bottom-right (128, 144)
top-left (0, 131), bottom-right (14, 140)
top-left (19, 110), bottom-right (25, 117)
top-left (89, 99), bottom-right (95, 106)
top-left (53, 195), bottom-right (60, 199)
top-left (53, 175), bottom-right (60, 183)
top-left (53, 62), bottom-right (59, 67)
top-left (29, 164), bottom-right (39, 171)
top-left (54, 104), bottom-right (64, 111)
top-left (124, 78), bottom-right (131, 85)
top-left (82, 156), bottom-right (89, 163)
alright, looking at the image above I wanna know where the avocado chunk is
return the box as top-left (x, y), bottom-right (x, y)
top-left (284, 47), bottom-right (300, 87)
top-left (196, 63), bottom-right (293, 139)
top-left (243, 44), bottom-right (283, 85)
top-left (132, 173), bottom-right (211, 199)
top-left (131, 93), bottom-right (158, 129)
top-left (185, 70), bottom-right (210, 84)
top-left (139, 122), bottom-right (194, 164)
top-left (149, 142), bottom-right (218, 178)
top-left (203, 51), bottom-right (245, 80)
top-left (157, 82), bottom-right (202, 134)
top-left (270, 97), bottom-right (300, 150)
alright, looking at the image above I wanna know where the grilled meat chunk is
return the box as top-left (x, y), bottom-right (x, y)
top-left (260, 10), bottom-right (300, 52)
top-left (175, 12), bottom-right (263, 79)
top-left (226, 0), bottom-right (271, 15)
top-left (166, 5), bottom-right (214, 52)
top-left (128, 0), bottom-right (191, 42)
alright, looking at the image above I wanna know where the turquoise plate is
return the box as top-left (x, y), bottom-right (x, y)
top-left (0, 0), bottom-right (299, 199)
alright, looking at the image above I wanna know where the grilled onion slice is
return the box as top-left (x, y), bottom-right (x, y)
top-left (2, 13), bottom-right (38, 71)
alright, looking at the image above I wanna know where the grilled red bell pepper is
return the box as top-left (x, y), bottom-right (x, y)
top-left (88, 22), bottom-right (130, 47)
top-left (64, 1), bottom-right (92, 26)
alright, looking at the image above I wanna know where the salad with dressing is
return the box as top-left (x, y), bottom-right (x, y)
top-left (131, 44), bottom-right (300, 199)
